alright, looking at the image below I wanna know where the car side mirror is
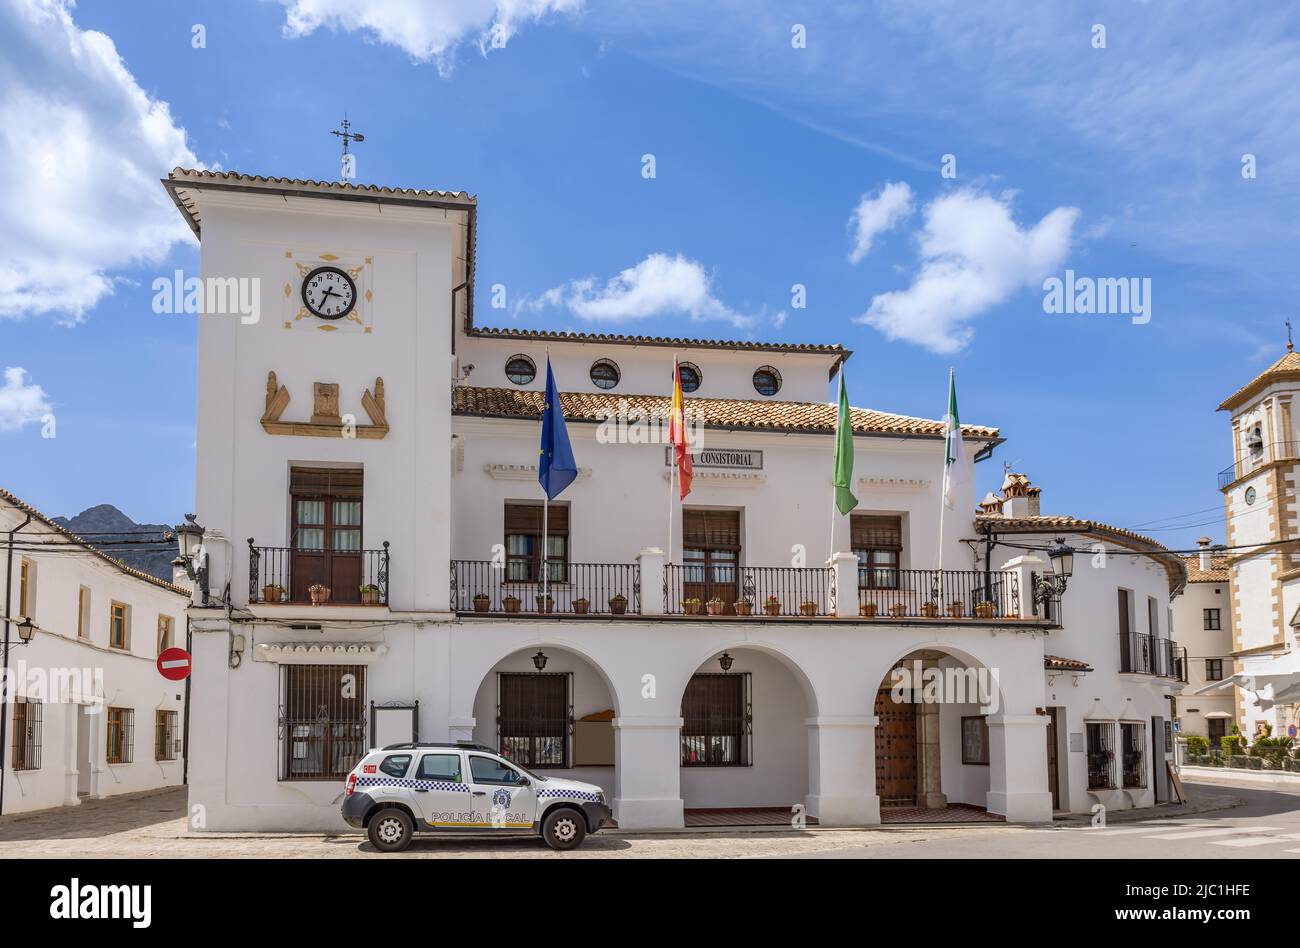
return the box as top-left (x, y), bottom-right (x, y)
top-left (518, 776), bottom-right (530, 788)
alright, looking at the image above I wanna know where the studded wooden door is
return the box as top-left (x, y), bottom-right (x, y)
top-left (874, 687), bottom-right (917, 806)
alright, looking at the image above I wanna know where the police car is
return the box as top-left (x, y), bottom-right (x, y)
top-left (341, 742), bottom-right (611, 852)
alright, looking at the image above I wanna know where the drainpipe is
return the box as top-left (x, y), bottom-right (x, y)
top-left (0, 512), bottom-right (34, 816)
top-left (182, 614), bottom-right (192, 786)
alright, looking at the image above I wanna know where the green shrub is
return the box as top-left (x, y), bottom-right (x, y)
top-left (1185, 734), bottom-right (1209, 756)
top-left (1221, 734), bottom-right (1243, 757)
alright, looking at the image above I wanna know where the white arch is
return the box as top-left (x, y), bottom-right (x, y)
top-left (671, 639), bottom-right (822, 717)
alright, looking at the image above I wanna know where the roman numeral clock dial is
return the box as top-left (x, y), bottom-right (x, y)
top-left (301, 266), bottom-right (357, 320)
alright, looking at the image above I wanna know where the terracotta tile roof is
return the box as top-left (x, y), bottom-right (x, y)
top-left (1044, 655), bottom-right (1093, 672)
top-left (1218, 348), bottom-right (1300, 411)
top-left (163, 168), bottom-right (474, 236)
top-left (467, 326), bottom-right (850, 357)
top-left (975, 513), bottom-right (1189, 593)
top-left (1183, 554), bottom-right (1231, 583)
top-left (0, 488), bottom-right (191, 598)
top-left (454, 385), bottom-right (1001, 439)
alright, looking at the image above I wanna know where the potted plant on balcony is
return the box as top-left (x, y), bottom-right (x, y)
top-left (608, 593), bottom-right (628, 615)
top-left (706, 597), bottom-right (727, 616)
top-left (946, 600), bottom-right (965, 618)
top-left (763, 595), bottom-right (781, 616)
top-left (502, 594), bottom-right (521, 614)
top-left (682, 597), bottom-right (702, 615)
top-left (573, 597), bottom-right (590, 615)
top-left (360, 583), bottom-right (382, 605)
top-left (799, 600), bottom-right (818, 617)
top-left (536, 593), bottom-right (554, 614)
top-left (974, 601), bottom-right (996, 619)
top-left (308, 584), bottom-right (331, 606)
top-left (860, 601), bottom-right (878, 617)
top-left (733, 598), bottom-right (753, 616)
top-left (472, 592), bottom-right (491, 613)
top-left (261, 583), bottom-right (285, 604)
top-left (920, 600), bottom-right (939, 618)
top-left (888, 602), bottom-right (907, 618)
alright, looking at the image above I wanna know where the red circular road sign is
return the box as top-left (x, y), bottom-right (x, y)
top-left (157, 647), bottom-right (192, 681)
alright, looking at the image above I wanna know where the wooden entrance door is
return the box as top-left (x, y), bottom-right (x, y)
top-left (682, 509), bottom-right (740, 612)
top-left (290, 468), bottom-right (363, 603)
top-left (874, 686), bottom-right (917, 806)
top-left (1046, 707), bottom-right (1060, 811)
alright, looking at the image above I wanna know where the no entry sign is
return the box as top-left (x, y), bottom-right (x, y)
top-left (157, 647), bottom-right (192, 681)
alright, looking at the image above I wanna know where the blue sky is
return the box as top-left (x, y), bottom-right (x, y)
top-left (1, 0), bottom-right (1298, 551)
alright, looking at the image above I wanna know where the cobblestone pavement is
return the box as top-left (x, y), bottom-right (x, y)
top-left (0, 787), bottom-right (1020, 858)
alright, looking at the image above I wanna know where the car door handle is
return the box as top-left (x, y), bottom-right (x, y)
top-left (472, 791), bottom-right (486, 796)
top-left (414, 788), bottom-right (428, 793)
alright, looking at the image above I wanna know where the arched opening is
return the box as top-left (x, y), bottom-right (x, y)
top-left (677, 646), bottom-right (817, 825)
top-left (874, 648), bottom-right (1005, 823)
top-left (470, 646), bottom-right (619, 803)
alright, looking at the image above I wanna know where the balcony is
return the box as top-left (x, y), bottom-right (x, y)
top-left (1218, 440), bottom-right (1300, 489)
top-left (1119, 631), bottom-right (1188, 681)
top-left (249, 541), bottom-right (390, 606)
top-left (451, 560), bottom-right (1023, 622)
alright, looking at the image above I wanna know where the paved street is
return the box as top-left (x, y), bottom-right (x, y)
top-left (1, 779), bottom-right (1298, 859)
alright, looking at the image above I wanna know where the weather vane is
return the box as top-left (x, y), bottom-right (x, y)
top-left (1287, 318), bottom-right (1293, 353)
top-left (331, 114), bottom-right (365, 181)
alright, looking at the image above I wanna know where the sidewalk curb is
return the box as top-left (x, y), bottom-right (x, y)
top-left (1046, 792), bottom-right (1244, 829)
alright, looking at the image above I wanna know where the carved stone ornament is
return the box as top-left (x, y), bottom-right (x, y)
top-left (260, 371), bottom-right (389, 439)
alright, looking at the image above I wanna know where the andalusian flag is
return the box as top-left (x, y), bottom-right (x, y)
top-left (941, 368), bottom-right (971, 510)
top-left (669, 357), bottom-right (693, 499)
top-left (833, 370), bottom-right (858, 515)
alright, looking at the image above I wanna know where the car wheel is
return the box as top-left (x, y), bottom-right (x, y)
top-left (542, 807), bottom-right (586, 851)
top-left (368, 807), bottom-right (414, 853)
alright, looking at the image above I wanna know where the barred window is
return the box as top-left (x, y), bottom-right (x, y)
top-left (12, 697), bottom-right (42, 770)
top-left (681, 672), bottom-right (751, 767)
top-left (155, 710), bottom-right (180, 761)
top-left (1086, 722), bottom-right (1114, 790)
top-left (498, 672), bottom-right (571, 768)
top-left (280, 665), bottom-right (366, 780)
top-left (961, 715), bottom-right (989, 765)
top-left (1121, 722), bottom-right (1146, 789)
top-left (107, 707), bottom-right (134, 764)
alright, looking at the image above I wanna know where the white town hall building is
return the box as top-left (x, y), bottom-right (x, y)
top-left (166, 168), bottom-right (1189, 832)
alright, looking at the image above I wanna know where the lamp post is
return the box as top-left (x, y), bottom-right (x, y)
top-left (718, 652), bottom-right (734, 672)
top-left (0, 616), bottom-right (35, 658)
top-left (532, 650), bottom-right (548, 672)
top-left (174, 514), bottom-right (209, 605)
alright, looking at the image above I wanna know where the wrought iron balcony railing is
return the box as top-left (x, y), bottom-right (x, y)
top-left (1218, 440), bottom-right (1300, 489)
top-left (1118, 631), bottom-right (1187, 681)
top-left (249, 540), bottom-right (390, 605)
top-left (665, 564), bottom-right (835, 616)
top-left (450, 560), bottom-right (640, 615)
top-left (858, 569), bottom-right (1020, 620)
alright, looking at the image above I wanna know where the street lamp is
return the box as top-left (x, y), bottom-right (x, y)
top-left (16, 617), bottom-right (34, 644)
top-left (1034, 538), bottom-right (1075, 614)
top-left (532, 650), bottom-right (548, 672)
top-left (173, 513), bottom-right (209, 604)
top-left (718, 652), bottom-right (734, 672)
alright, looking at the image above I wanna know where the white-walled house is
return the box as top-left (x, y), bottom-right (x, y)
top-left (1, 488), bottom-right (190, 816)
top-left (167, 168), bottom-right (1188, 832)
top-left (1215, 348), bottom-right (1300, 739)
top-left (1172, 541), bottom-right (1235, 746)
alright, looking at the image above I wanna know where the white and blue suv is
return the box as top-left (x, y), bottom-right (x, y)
top-left (341, 742), bottom-right (610, 852)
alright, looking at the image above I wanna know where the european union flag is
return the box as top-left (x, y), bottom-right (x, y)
top-left (538, 356), bottom-right (577, 500)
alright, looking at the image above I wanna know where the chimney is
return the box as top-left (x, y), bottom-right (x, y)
top-left (1197, 537), bottom-right (1213, 573)
top-left (978, 492), bottom-right (1004, 515)
top-left (1000, 472), bottom-right (1040, 518)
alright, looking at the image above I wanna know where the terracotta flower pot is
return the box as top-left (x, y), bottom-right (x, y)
top-left (706, 601), bottom-right (725, 616)
top-left (574, 599), bottom-right (590, 615)
top-left (503, 597), bottom-right (521, 614)
top-left (262, 585), bottom-right (284, 604)
top-left (609, 598), bottom-right (627, 615)
top-left (360, 587), bottom-right (381, 605)
top-left (683, 601), bottom-right (702, 615)
top-left (536, 597), bottom-right (554, 614)
top-left (799, 602), bottom-right (818, 617)
top-left (860, 602), bottom-right (878, 617)
top-left (974, 603), bottom-right (995, 619)
top-left (920, 603), bottom-right (939, 618)
top-left (947, 602), bottom-right (964, 618)
top-left (473, 596), bottom-right (490, 613)
top-left (308, 585), bottom-right (331, 606)
top-left (734, 602), bottom-right (753, 616)
top-left (889, 603), bottom-right (907, 618)
top-left (763, 602), bottom-right (781, 617)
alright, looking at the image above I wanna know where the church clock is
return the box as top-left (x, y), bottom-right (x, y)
top-left (301, 265), bottom-right (357, 320)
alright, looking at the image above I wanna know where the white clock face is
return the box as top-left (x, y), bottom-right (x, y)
top-left (302, 266), bottom-right (357, 319)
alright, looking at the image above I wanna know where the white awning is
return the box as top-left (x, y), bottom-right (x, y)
top-left (1203, 711), bottom-right (1233, 719)
top-left (255, 642), bottom-right (388, 664)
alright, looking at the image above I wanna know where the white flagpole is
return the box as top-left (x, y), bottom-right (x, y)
top-left (541, 491), bottom-right (549, 611)
top-left (936, 367), bottom-right (952, 578)
top-left (667, 356), bottom-right (677, 566)
top-left (828, 368), bottom-right (841, 565)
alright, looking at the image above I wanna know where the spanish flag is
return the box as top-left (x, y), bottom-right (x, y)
top-left (669, 357), bottom-right (693, 499)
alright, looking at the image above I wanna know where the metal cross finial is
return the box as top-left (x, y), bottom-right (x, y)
top-left (1287, 319), bottom-right (1294, 353)
top-left (330, 114), bottom-right (365, 156)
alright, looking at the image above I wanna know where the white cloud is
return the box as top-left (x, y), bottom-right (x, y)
top-left (848, 181), bottom-right (913, 263)
top-left (0, 0), bottom-right (198, 320)
top-left (0, 367), bottom-right (52, 431)
top-left (858, 190), bottom-right (1078, 354)
top-left (275, 0), bottom-right (582, 74)
top-left (530, 252), bottom-right (756, 328)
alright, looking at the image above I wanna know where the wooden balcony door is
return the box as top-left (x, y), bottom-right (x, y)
top-left (682, 509), bottom-right (740, 613)
top-left (290, 468), bottom-right (362, 603)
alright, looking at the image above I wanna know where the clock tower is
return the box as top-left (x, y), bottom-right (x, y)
top-left (1217, 343), bottom-right (1300, 737)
